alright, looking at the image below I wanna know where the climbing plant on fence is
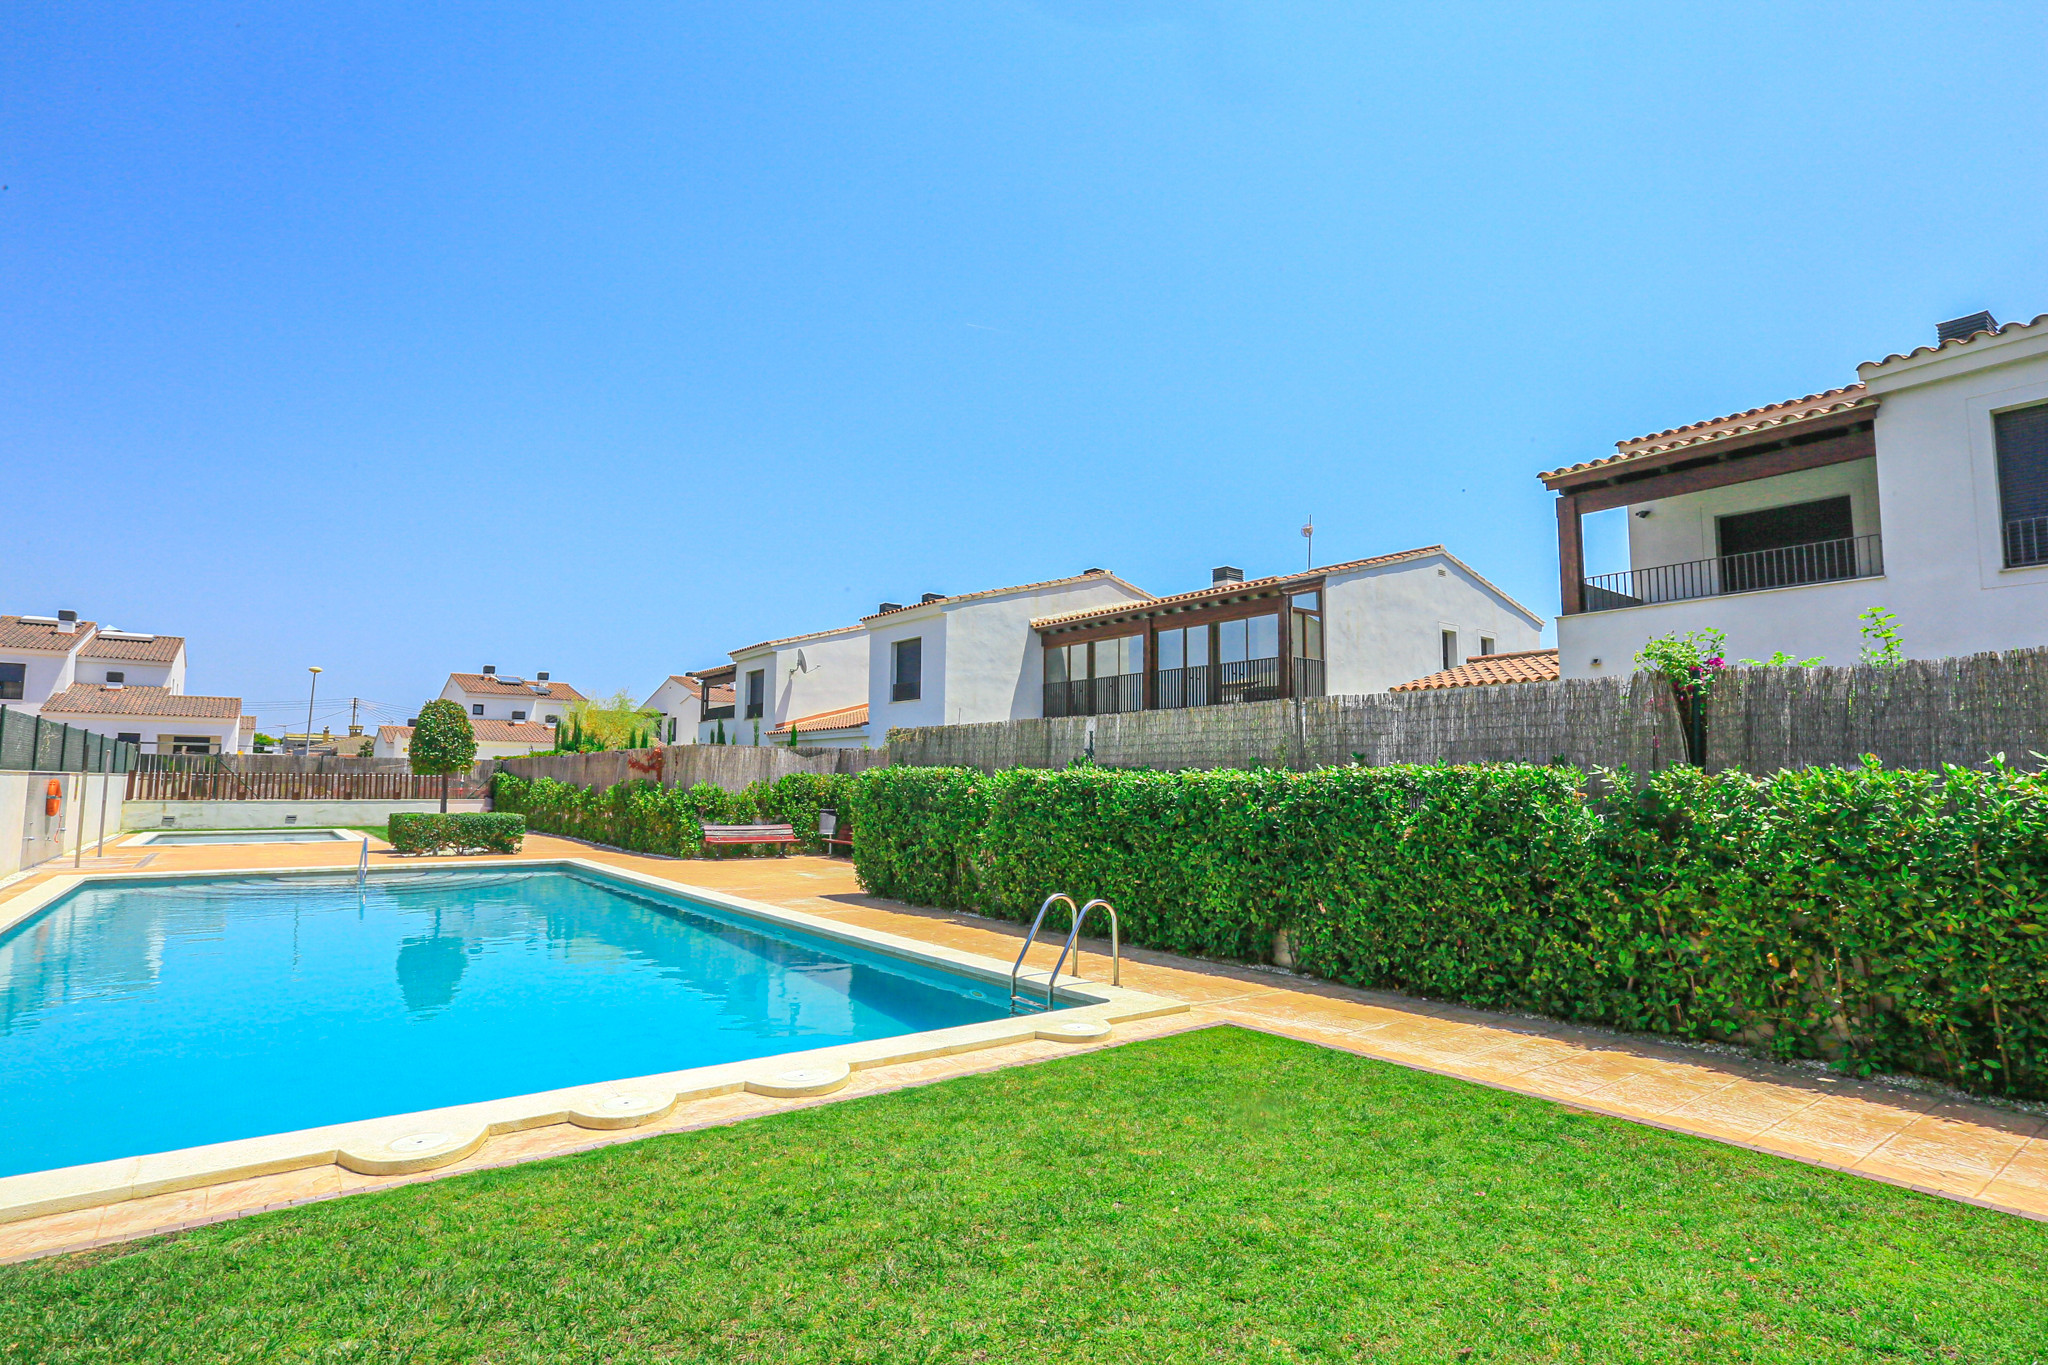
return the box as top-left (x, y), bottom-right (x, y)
top-left (851, 761), bottom-right (2048, 1100)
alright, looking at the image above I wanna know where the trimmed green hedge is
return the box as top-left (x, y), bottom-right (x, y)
top-left (492, 770), bottom-right (858, 858)
top-left (388, 811), bottom-right (525, 855)
top-left (851, 762), bottom-right (2048, 1100)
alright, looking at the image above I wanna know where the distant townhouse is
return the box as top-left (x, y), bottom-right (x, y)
top-left (1031, 549), bottom-right (1542, 717)
top-left (0, 611), bottom-right (249, 754)
top-left (437, 667), bottom-right (584, 725)
top-left (639, 675), bottom-right (710, 745)
top-left (864, 570), bottom-right (1155, 732)
top-left (691, 664), bottom-right (738, 744)
top-left (374, 718), bottom-right (558, 760)
top-left (1542, 310), bottom-right (2048, 675)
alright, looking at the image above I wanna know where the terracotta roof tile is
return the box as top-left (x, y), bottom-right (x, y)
top-left (1538, 386), bottom-right (1877, 484)
top-left (78, 633), bottom-right (184, 663)
top-left (1031, 546), bottom-right (1540, 633)
top-left (860, 571), bottom-right (1151, 622)
top-left (1390, 649), bottom-right (1559, 692)
top-left (731, 622), bottom-right (865, 656)
top-left (379, 718), bottom-right (558, 745)
top-left (0, 617), bottom-right (98, 652)
top-left (1858, 312), bottom-right (2048, 373)
top-left (39, 684), bottom-right (241, 718)
top-left (446, 673), bottom-right (586, 702)
top-left (768, 703), bottom-right (869, 736)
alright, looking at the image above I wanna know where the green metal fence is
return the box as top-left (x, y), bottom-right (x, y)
top-left (0, 707), bottom-right (138, 773)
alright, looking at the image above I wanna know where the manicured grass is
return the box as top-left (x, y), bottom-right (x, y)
top-left (3, 1027), bottom-right (2043, 1363)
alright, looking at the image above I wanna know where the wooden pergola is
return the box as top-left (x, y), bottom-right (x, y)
top-left (1541, 407), bottom-right (1877, 615)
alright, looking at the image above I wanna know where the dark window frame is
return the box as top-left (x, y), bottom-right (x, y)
top-left (891, 637), bottom-right (922, 702)
top-left (0, 662), bottom-right (22, 701)
top-left (471, 703), bottom-right (484, 716)
top-left (1995, 402), bottom-right (2048, 568)
top-left (744, 669), bottom-right (766, 719)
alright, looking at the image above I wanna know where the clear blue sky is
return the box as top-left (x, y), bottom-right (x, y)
top-left (8, 3), bottom-right (2048, 734)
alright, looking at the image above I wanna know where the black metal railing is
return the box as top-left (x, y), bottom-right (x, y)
top-left (1578, 534), bottom-right (1883, 612)
top-left (1218, 656), bottom-right (1282, 705)
top-left (1153, 664), bottom-right (1211, 710)
top-left (1042, 673), bottom-right (1144, 718)
top-left (700, 704), bottom-right (734, 722)
top-left (1293, 657), bottom-right (1325, 698)
top-left (2006, 515), bottom-right (2048, 568)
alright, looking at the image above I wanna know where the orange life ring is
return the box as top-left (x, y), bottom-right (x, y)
top-left (45, 778), bottom-right (61, 817)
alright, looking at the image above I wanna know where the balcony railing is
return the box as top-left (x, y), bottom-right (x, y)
top-left (1293, 656), bottom-right (1325, 698)
top-left (1217, 657), bottom-right (1282, 705)
top-left (2007, 515), bottom-right (2048, 568)
top-left (1042, 673), bottom-right (1144, 718)
top-left (1578, 534), bottom-right (1883, 612)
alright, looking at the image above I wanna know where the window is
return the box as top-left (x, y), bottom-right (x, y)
top-left (545, 713), bottom-right (559, 725)
top-left (667, 716), bottom-right (677, 742)
top-left (471, 704), bottom-right (484, 716)
top-left (1291, 595), bottom-right (1324, 698)
top-left (744, 669), bottom-right (766, 719)
top-left (116, 732), bottom-right (141, 745)
top-left (511, 709), bottom-right (527, 721)
top-left (0, 662), bottom-right (21, 701)
top-left (1716, 496), bottom-right (1856, 591)
top-left (1996, 402), bottom-right (2048, 567)
top-left (1479, 637), bottom-right (1495, 657)
top-left (891, 638), bottom-right (922, 702)
top-left (167, 735), bottom-right (217, 755)
top-left (1441, 630), bottom-right (1459, 671)
top-left (105, 671), bottom-right (125, 684)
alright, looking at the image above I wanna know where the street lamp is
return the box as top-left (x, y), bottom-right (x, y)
top-left (304, 666), bottom-right (323, 757)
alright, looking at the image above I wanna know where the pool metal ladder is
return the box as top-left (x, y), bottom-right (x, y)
top-left (1008, 892), bottom-right (1119, 1015)
top-left (356, 837), bottom-right (369, 889)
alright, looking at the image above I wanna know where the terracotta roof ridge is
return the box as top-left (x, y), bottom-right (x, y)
top-left (1860, 312), bottom-right (2048, 372)
top-left (859, 571), bottom-right (1151, 622)
top-left (1538, 391), bottom-right (1878, 483)
top-left (731, 621), bottom-right (866, 655)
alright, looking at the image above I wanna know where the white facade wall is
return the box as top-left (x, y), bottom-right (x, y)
top-left (0, 647), bottom-right (84, 714)
top-left (1322, 555), bottom-right (1544, 694)
top-left (74, 647), bottom-right (185, 692)
top-left (867, 577), bottom-right (1152, 733)
top-left (729, 627), bottom-right (869, 747)
top-left (0, 771), bottom-right (124, 874)
top-left (122, 799), bottom-right (488, 830)
top-left (1559, 323), bottom-right (2048, 678)
top-left (53, 714), bottom-right (243, 755)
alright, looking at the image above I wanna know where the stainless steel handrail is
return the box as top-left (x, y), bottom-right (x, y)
top-left (1009, 892), bottom-right (1076, 1013)
top-left (357, 836), bottom-right (370, 889)
top-left (1043, 898), bottom-right (1120, 1010)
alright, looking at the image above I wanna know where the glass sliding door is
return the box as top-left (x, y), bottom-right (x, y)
top-left (1219, 614), bottom-right (1281, 704)
top-left (1291, 592), bottom-right (1324, 698)
top-left (1153, 624), bottom-right (1211, 709)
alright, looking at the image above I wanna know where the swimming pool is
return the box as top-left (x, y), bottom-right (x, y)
top-left (0, 867), bottom-right (1023, 1178)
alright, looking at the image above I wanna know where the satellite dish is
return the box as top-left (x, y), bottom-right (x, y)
top-left (795, 649), bottom-right (809, 673)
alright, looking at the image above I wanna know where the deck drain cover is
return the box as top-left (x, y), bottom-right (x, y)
top-left (778, 1068), bottom-right (836, 1086)
top-left (388, 1132), bottom-right (455, 1154)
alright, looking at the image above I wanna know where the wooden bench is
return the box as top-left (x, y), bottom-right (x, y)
top-left (700, 822), bottom-right (799, 854)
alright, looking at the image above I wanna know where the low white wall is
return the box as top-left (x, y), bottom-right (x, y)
top-left (0, 771), bottom-right (126, 875)
top-left (121, 799), bottom-right (490, 831)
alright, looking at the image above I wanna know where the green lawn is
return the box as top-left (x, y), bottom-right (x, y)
top-left (3, 1027), bottom-right (2043, 1364)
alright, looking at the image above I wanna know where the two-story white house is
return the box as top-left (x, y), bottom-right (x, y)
top-left (865, 570), bottom-right (1157, 732)
top-left (1, 612), bottom-right (250, 754)
top-left (1030, 549), bottom-right (1542, 716)
top-left (1544, 311), bottom-right (2048, 675)
top-left (640, 675), bottom-right (708, 745)
top-left (437, 668), bottom-right (584, 725)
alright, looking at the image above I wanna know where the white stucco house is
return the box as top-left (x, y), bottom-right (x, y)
top-left (640, 675), bottom-right (716, 745)
top-left (437, 668), bottom-right (584, 725)
top-left (375, 718), bottom-right (558, 760)
top-left (864, 570), bottom-right (1156, 732)
top-left (1030, 549), bottom-right (1541, 718)
top-left (1544, 310), bottom-right (2048, 676)
top-left (725, 623), bottom-right (872, 748)
top-left (0, 612), bottom-right (248, 753)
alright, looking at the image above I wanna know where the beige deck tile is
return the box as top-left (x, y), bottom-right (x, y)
top-left (1575, 1064), bottom-right (1746, 1122)
top-left (93, 1188), bottom-right (211, 1243)
top-left (201, 1164), bottom-right (344, 1216)
top-left (0, 1205), bottom-right (105, 1261)
top-left (1658, 1081), bottom-right (1826, 1139)
top-left (1977, 1138), bottom-right (2048, 1214)
top-left (1853, 1104), bottom-right (2043, 1195)
top-left (1747, 1091), bottom-right (1935, 1167)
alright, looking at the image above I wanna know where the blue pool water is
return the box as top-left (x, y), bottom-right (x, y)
top-left (0, 868), bottom-right (1016, 1177)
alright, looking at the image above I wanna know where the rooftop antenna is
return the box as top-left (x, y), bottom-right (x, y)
top-left (1301, 516), bottom-right (1314, 570)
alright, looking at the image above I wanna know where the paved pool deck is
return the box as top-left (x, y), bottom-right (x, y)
top-left (2, 832), bottom-right (2044, 1261)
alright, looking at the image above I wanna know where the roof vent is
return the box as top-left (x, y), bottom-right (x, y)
top-left (56, 609), bottom-right (77, 634)
top-left (536, 672), bottom-right (549, 681)
top-left (1937, 311), bottom-right (1997, 344)
top-left (1082, 567), bottom-right (1106, 575)
top-left (878, 602), bottom-right (903, 614)
top-left (406, 717), bottom-right (418, 727)
top-left (482, 664), bottom-right (496, 675)
top-left (920, 592), bottom-right (945, 604)
top-left (1212, 566), bottom-right (1244, 585)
